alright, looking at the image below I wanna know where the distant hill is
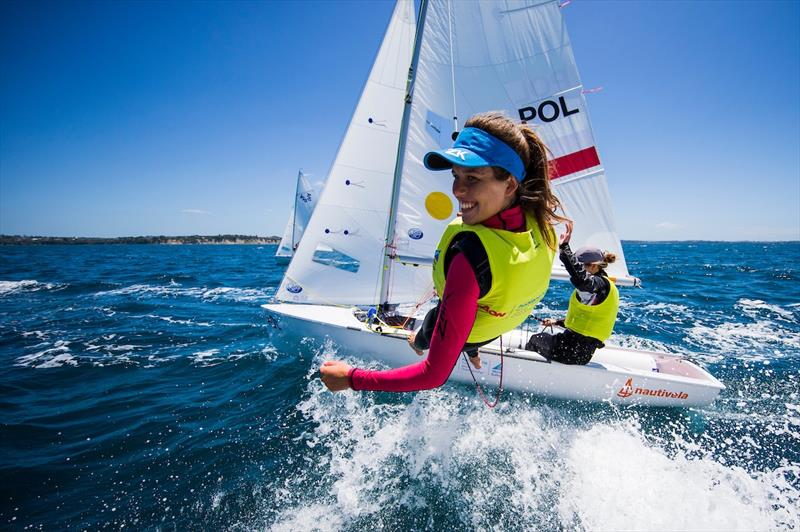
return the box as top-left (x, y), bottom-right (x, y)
top-left (0, 235), bottom-right (281, 245)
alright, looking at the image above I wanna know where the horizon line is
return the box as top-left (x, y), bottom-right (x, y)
top-left (1, 234), bottom-right (798, 244)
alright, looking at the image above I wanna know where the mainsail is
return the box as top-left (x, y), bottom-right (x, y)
top-left (276, 170), bottom-right (320, 259)
top-left (278, 0), bottom-right (636, 307)
top-left (384, 0), bottom-right (636, 308)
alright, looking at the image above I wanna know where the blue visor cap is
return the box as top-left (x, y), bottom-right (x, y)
top-left (423, 127), bottom-right (526, 181)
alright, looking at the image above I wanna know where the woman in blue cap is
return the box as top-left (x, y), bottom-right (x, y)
top-left (321, 112), bottom-right (567, 392)
top-left (525, 222), bottom-right (620, 365)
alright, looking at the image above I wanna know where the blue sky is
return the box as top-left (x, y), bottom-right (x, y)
top-left (1, 0), bottom-right (798, 240)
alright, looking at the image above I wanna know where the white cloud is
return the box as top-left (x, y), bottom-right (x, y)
top-left (180, 209), bottom-right (211, 215)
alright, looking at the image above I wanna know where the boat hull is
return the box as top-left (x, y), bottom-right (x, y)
top-left (264, 303), bottom-right (724, 407)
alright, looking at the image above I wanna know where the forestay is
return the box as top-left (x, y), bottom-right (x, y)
top-left (276, 0), bottom-right (416, 304)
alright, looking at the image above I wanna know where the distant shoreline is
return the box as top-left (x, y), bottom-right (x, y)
top-left (0, 235), bottom-right (281, 245)
top-left (1, 235), bottom-right (797, 246)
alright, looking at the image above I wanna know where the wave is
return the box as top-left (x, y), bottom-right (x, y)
top-left (93, 283), bottom-right (274, 303)
top-left (561, 423), bottom-right (798, 531)
top-left (686, 320), bottom-right (800, 360)
top-left (140, 314), bottom-right (213, 327)
top-left (611, 334), bottom-right (678, 355)
top-left (12, 334), bottom-right (279, 369)
top-left (263, 346), bottom-right (799, 531)
top-left (737, 298), bottom-right (797, 322)
top-left (0, 279), bottom-right (64, 296)
top-left (14, 340), bottom-right (77, 368)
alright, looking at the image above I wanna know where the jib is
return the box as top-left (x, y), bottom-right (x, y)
top-left (517, 96), bottom-right (579, 123)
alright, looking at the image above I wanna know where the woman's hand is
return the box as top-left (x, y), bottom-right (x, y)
top-left (407, 332), bottom-right (423, 355)
top-left (560, 220), bottom-right (573, 246)
top-left (319, 360), bottom-right (353, 392)
top-left (542, 318), bottom-right (558, 327)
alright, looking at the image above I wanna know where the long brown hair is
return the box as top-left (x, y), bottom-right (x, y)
top-left (463, 112), bottom-right (568, 249)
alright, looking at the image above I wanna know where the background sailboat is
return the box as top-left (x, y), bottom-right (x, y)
top-left (265, 0), bottom-right (723, 406)
top-left (275, 169), bottom-right (321, 264)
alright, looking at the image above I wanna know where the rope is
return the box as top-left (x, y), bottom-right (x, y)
top-left (399, 287), bottom-right (436, 329)
top-left (464, 335), bottom-right (504, 408)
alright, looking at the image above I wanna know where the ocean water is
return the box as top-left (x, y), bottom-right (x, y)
top-left (1, 242), bottom-right (798, 530)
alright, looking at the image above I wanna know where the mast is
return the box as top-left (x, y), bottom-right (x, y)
top-left (378, 0), bottom-right (430, 306)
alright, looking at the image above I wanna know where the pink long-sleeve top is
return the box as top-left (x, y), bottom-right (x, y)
top-left (349, 205), bottom-right (526, 392)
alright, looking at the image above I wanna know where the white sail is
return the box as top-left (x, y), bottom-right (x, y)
top-left (276, 170), bottom-right (320, 258)
top-left (276, 0), bottom-right (416, 304)
top-left (275, 205), bottom-right (296, 258)
top-left (385, 0), bottom-right (636, 307)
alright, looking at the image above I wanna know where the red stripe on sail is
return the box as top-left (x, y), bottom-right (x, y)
top-left (548, 147), bottom-right (601, 180)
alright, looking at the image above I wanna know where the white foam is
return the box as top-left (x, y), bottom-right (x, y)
top-left (637, 302), bottom-right (693, 323)
top-left (611, 334), bottom-right (678, 355)
top-left (105, 344), bottom-right (140, 352)
top-left (15, 340), bottom-right (76, 368)
top-left (270, 503), bottom-right (343, 532)
top-left (21, 330), bottom-right (47, 339)
top-left (35, 353), bottom-right (78, 369)
top-left (142, 314), bottom-right (213, 327)
top-left (687, 320), bottom-right (800, 360)
top-left (737, 298), bottom-right (797, 321)
top-left (639, 302), bottom-right (691, 313)
top-left (560, 423), bottom-right (799, 531)
top-left (267, 347), bottom-right (799, 530)
top-left (259, 345), bottom-right (279, 362)
top-left (202, 286), bottom-right (273, 303)
top-left (191, 349), bottom-right (221, 366)
top-left (95, 284), bottom-right (205, 299)
top-left (0, 279), bottom-right (61, 296)
top-left (94, 283), bottom-right (273, 303)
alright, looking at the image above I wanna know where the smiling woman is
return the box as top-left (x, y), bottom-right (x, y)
top-left (320, 112), bottom-right (568, 393)
top-left (450, 165), bottom-right (513, 226)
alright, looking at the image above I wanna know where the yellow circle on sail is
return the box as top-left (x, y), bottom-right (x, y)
top-left (425, 191), bottom-right (453, 220)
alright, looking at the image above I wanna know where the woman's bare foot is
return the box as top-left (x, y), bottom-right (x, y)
top-left (468, 355), bottom-right (482, 369)
top-left (407, 332), bottom-right (423, 356)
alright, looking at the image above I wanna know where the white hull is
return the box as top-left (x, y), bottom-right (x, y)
top-left (264, 303), bottom-right (724, 407)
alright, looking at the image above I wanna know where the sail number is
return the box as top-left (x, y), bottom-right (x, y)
top-left (517, 96), bottom-right (579, 123)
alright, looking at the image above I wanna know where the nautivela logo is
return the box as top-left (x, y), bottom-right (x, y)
top-left (616, 378), bottom-right (689, 400)
top-left (617, 378), bottom-right (634, 398)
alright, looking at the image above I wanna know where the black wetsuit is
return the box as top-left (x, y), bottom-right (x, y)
top-left (525, 242), bottom-right (609, 365)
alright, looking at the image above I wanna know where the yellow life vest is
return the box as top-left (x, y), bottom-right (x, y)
top-left (564, 277), bottom-right (619, 341)
top-left (432, 214), bottom-right (555, 343)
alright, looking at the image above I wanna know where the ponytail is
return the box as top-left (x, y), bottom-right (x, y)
top-left (517, 126), bottom-right (569, 250)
